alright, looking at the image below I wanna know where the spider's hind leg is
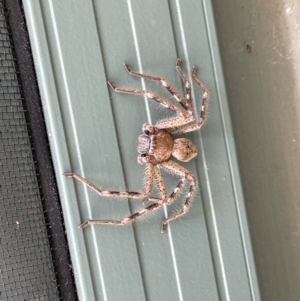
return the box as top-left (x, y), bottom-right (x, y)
top-left (175, 58), bottom-right (193, 113)
top-left (170, 66), bottom-right (210, 135)
top-left (192, 65), bottom-right (209, 124)
top-left (159, 160), bottom-right (197, 233)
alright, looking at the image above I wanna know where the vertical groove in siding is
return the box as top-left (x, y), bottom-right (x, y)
top-left (23, 0), bottom-right (261, 300)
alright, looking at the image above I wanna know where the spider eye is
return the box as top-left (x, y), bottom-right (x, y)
top-left (144, 130), bottom-right (150, 135)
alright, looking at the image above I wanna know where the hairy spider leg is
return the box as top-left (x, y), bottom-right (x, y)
top-left (123, 59), bottom-right (193, 114)
top-left (78, 166), bottom-right (169, 229)
top-left (63, 163), bottom-right (155, 199)
top-left (108, 80), bottom-right (186, 116)
top-left (78, 202), bottom-right (163, 229)
top-left (170, 66), bottom-right (209, 135)
top-left (159, 160), bottom-right (197, 233)
top-left (107, 81), bottom-right (194, 129)
top-left (143, 165), bottom-right (167, 206)
top-left (175, 58), bottom-right (193, 113)
top-left (64, 165), bottom-right (172, 230)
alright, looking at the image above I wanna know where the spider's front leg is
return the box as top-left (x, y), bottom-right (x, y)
top-left (64, 164), bottom-right (168, 230)
top-left (123, 60), bottom-right (193, 113)
top-left (159, 160), bottom-right (197, 233)
top-left (107, 80), bottom-right (187, 119)
top-left (77, 165), bottom-right (169, 230)
top-left (108, 61), bottom-right (195, 129)
top-left (63, 163), bottom-right (155, 200)
top-left (78, 202), bottom-right (164, 229)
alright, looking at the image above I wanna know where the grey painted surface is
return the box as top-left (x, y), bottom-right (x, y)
top-left (23, 1), bottom-right (260, 300)
top-left (211, 1), bottom-right (300, 301)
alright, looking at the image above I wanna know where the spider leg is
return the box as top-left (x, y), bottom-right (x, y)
top-left (175, 58), bottom-right (193, 113)
top-left (154, 114), bottom-right (194, 129)
top-left (123, 62), bottom-right (192, 113)
top-left (63, 163), bottom-right (154, 199)
top-left (143, 164), bottom-right (167, 206)
top-left (170, 66), bottom-right (209, 135)
top-left (108, 81), bottom-right (187, 117)
top-left (79, 202), bottom-right (163, 229)
top-left (159, 160), bottom-right (197, 233)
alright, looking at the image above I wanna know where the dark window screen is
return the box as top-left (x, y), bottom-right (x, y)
top-left (0, 1), bottom-right (77, 300)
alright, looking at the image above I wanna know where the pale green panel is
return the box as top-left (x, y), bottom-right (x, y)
top-left (23, 0), bottom-right (260, 301)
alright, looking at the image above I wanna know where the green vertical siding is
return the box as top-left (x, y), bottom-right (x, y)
top-left (23, 1), bottom-right (260, 300)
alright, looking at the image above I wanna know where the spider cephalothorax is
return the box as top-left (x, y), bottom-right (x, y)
top-left (137, 124), bottom-right (197, 165)
top-left (64, 59), bottom-right (209, 233)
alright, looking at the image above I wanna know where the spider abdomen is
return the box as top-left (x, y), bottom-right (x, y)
top-left (172, 138), bottom-right (197, 162)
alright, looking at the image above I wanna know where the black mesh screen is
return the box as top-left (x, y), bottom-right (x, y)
top-left (0, 1), bottom-right (77, 300)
